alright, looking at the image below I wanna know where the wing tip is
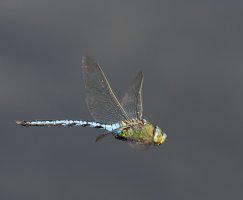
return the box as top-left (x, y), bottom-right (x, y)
top-left (137, 71), bottom-right (144, 78)
top-left (135, 71), bottom-right (144, 82)
top-left (82, 56), bottom-right (95, 65)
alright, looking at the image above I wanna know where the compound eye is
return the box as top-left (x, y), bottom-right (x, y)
top-left (153, 127), bottom-right (162, 145)
top-left (154, 126), bottom-right (159, 134)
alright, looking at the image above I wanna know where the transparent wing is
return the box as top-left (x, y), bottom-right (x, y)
top-left (121, 71), bottom-right (144, 120)
top-left (81, 56), bottom-right (129, 124)
top-left (128, 142), bottom-right (150, 150)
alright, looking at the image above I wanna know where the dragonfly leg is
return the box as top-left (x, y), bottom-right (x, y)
top-left (95, 132), bottom-right (113, 142)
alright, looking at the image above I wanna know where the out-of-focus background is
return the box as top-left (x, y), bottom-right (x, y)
top-left (1, 1), bottom-right (242, 199)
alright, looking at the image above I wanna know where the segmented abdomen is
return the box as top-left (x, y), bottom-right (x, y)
top-left (16, 119), bottom-right (121, 132)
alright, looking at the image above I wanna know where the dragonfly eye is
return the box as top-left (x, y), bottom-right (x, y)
top-left (153, 126), bottom-right (167, 146)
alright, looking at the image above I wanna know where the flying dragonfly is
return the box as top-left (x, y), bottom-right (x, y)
top-left (16, 56), bottom-right (167, 148)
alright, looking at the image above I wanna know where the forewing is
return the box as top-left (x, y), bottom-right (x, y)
top-left (128, 142), bottom-right (150, 150)
top-left (81, 56), bottom-right (129, 124)
top-left (121, 71), bottom-right (144, 120)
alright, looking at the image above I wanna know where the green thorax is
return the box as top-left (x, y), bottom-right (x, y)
top-left (118, 120), bottom-right (154, 144)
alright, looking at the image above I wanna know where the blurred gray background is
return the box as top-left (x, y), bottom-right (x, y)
top-left (1, 0), bottom-right (242, 200)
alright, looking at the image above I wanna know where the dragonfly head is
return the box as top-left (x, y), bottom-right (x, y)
top-left (153, 126), bottom-right (167, 146)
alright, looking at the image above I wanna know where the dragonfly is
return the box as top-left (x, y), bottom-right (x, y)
top-left (16, 56), bottom-right (167, 148)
